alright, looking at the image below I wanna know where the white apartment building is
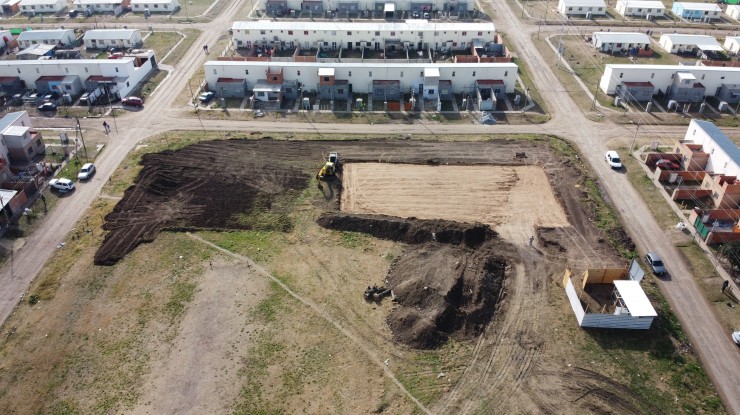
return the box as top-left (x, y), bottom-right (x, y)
top-left (263, 0), bottom-right (473, 17)
top-left (614, 0), bottom-right (664, 18)
top-left (130, 0), bottom-right (179, 12)
top-left (599, 64), bottom-right (740, 97)
top-left (19, 0), bottom-right (67, 14)
top-left (204, 60), bottom-right (517, 104)
top-left (557, 0), bottom-right (607, 17)
top-left (0, 52), bottom-right (155, 98)
top-left (659, 34), bottom-right (721, 55)
top-left (727, 5), bottom-right (740, 20)
top-left (83, 29), bottom-right (144, 49)
top-left (592, 32), bottom-right (651, 54)
top-left (16, 29), bottom-right (76, 49)
top-left (231, 20), bottom-right (496, 52)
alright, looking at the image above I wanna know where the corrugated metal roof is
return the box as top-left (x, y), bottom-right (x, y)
top-left (692, 120), bottom-right (740, 167)
top-left (559, 0), bottom-right (606, 7)
top-left (613, 280), bottom-right (657, 317)
top-left (674, 1), bottom-right (720, 10)
top-left (661, 34), bottom-right (720, 47)
top-left (616, 0), bottom-right (665, 8)
top-left (207, 61), bottom-right (518, 70)
top-left (593, 32), bottom-right (651, 44)
top-left (17, 29), bottom-right (73, 41)
top-left (84, 29), bottom-right (140, 40)
top-left (231, 20), bottom-right (495, 33)
top-left (19, 0), bottom-right (63, 6)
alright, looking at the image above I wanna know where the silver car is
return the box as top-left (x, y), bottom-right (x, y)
top-left (644, 252), bottom-right (666, 275)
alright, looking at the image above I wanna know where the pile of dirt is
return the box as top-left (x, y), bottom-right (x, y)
top-left (94, 142), bottom-right (309, 265)
top-left (386, 242), bottom-right (510, 349)
top-left (317, 212), bottom-right (495, 248)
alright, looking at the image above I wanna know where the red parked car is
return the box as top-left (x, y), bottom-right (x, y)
top-left (655, 159), bottom-right (681, 170)
top-left (121, 96), bottom-right (143, 108)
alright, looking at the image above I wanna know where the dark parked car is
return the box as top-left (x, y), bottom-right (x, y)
top-left (37, 102), bottom-right (57, 112)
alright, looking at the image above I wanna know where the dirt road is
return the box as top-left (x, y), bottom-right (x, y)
top-left (0, 0), bottom-right (738, 412)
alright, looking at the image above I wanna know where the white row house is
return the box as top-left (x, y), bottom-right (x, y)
top-left (557, 0), bottom-right (607, 17)
top-left (725, 37), bottom-right (740, 55)
top-left (592, 32), bottom-right (651, 54)
top-left (659, 34), bottom-right (721, 56)
top-left (599, 64), bottom-right (740, 103)
top-left (727, 5), bottom-right (740, 21)
top-left (204, 60), bottom-right (517, 104)
top-left (0, 52), bottom-right (156, 98)
top-left (73, 0), bottom-right (129, 14)
top-left (231, 20), bottom-right (496, 52)
top-left (263, 0), bottom-right (473, 17)
top-left (614, 0), bottom-right (664, 18)
top-left (19, 0), bottom-right (67, 14)
top-left (83, 29), bottom-right (144, 50)
top-left (130, 0), bottom-right (179, 12)
top-left (0, 111), bottom-right (45, 165)
top-left (671, 1), bottom-right (721, 22)
top-left (16, 29), bottom-right (76, 49)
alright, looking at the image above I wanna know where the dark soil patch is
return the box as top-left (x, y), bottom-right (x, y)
top-left (386, 241), bottom-right (511, 349)
top-left (317, 212), bottom-right (494, 248)
top-left (94, 141), bottom-right (309, 265)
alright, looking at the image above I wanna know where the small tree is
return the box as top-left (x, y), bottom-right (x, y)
top-left (718, 241), bottom-right (740, 277)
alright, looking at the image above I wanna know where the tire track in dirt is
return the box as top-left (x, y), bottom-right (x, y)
top-left (185, 233), bottom-right (434, 415)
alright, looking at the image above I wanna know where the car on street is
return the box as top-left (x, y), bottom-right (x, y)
top-left (644, 252), bottom-right (666, 275)
top-left (49, 178), bottom-right (75, 193)
top-left (199, 91), bottom-right (215, 103)
top-left (121, 96), bottom-right (143, 107)
top-left (37, 102), bottom-right (58, 112)
top-left (77, 163), bottom-right (96, 180)
top-left (605, 151), bottom-right (622, 169)
top-left (655, 159), bottom-right (681, 170)
top-left (733, 331), bottom-right (740, 346)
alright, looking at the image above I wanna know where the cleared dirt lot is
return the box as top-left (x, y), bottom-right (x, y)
top-left (0, 136), bottom-right (723, 414)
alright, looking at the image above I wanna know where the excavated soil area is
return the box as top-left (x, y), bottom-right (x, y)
top-left (318, 213), bottom-right (512, 348)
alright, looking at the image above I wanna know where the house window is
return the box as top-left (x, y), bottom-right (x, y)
top-left (324, 77), bottom-right (330, 82)
top-left (721, 76), bottom-right (725, 80)
top-left (473, 71), bottom-right (476, 76)
top-left (462, 32), bottom-right (467, 36)
top-left (619, 73), bottom-right (623, 78)
top-left (260, 30), bottom-right (266, 35)
top-left (85, 68), bottom-right (89, 73)
top-left (36, 68), bottom-right (39, 73)
top-left (505, 71), bottom-right (508, 76)
top-left (115, 68), bottom-right (119, 72)
top-left (338, 89), bottom-right (344, 94)
top-left (246, 70), bottom-right (249, 74)
top-left (428, 89), bottom-right (435, 94)
top-left (347, 32), bottom-right (352, 35)
top-left (272, 76), bottom-right (278, 81)
top-left (349, 71), bottom-right (351, 76)
top-left (298, 71), bottom-right (301, 75)
top-left (369, 71), bottom-right (372, 76)
top-left (288, 31), bottom-right (293, 35)
top-left (65, 68), bottom-right (69, 73)
top-left (651, 73), bottom-right (655, 78)
top-left (391, 32), bottom-right (395, 36)
top-left (478, 32), bottom-right (482, 36)
top-left (332, 31), bottom-right (336, 36)
top-left (126, 81), bottom-right (129, 87)
top-left (701, 74), bottom-right (705, 80)
top-left (304, 31), bottom-right (309, 35)
top-left (452, 71), bottom-right (455, 76)
top-left (375, 31), bottom-right (380, 36)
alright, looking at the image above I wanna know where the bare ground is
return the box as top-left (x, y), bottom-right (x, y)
top-left (0, 137), bottom-right (722, 415)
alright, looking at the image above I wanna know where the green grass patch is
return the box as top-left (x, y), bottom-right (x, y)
top-left (138, 69), bottom-right (168, 101)
top-left (144, 32), bottom-right (183, 63)
top-left (253, 280), bottom-right (289, 323)
top-left (163, 281), bottom-right (196, 321)
top-left (338, 231), bottom-right (370, 249)
top-left (161, 29), bottom-right (201, 65)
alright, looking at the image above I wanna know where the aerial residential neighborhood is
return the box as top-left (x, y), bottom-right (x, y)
top-left (0, 0), bottom-right (737, 413)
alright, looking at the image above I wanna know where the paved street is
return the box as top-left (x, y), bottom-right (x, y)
top-left (0, 0), bottom-right (738, 412)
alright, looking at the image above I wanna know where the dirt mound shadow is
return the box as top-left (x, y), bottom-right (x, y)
top-left (94, 141), bottom-right (309, 265)
top-left (317, 212), bottom-right (495, 248)
top-left (387, 242), bottom-right (510, 349)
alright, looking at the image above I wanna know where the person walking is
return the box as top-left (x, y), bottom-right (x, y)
top-left (529, 235), bottom-right (534, 247)
top-left (102, 121), bottom-right (110, 133)
top-left (722, 280), bottom-right (730, 293)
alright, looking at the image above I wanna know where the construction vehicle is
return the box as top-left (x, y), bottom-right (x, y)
top-left (317, 151), bottom-right (340, 180)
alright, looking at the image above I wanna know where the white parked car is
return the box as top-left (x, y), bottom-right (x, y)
top-left (49, 178), bottom-right (75, 193)
top-left (733, 331), bottom-right (740, 346)
top-left (605, 151), bottom-right (622, 169)
top-left (77, 163), bottom-right (96, 180)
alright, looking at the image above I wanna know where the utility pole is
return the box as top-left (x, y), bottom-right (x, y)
top-left (630, 121), bottom-right (640, 154)
top-left (75, 117), bottom-right (89, 161)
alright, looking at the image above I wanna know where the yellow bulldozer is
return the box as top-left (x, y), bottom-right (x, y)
top-left (317, 152), bottom-right (339, 180)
